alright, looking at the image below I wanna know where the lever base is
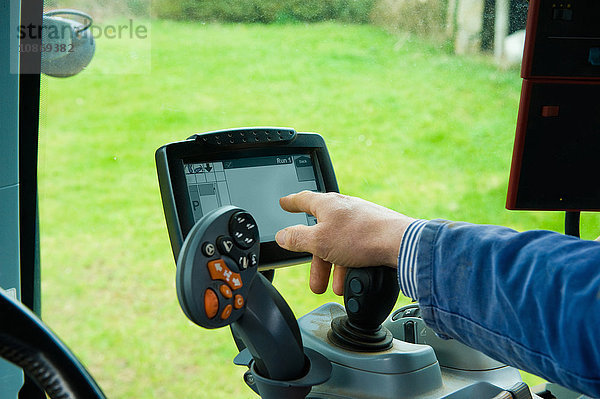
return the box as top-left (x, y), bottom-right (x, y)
top-left (300, 303), bottom-right (527, 399)
top-left (328, 316), bottom-right (393, 352)
top-left (247, 348), bottom-right (332, 399)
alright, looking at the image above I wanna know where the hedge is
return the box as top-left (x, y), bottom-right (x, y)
top-left (153, 0), bottom-right (376, 23)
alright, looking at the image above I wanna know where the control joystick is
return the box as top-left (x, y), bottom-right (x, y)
top-left (329, 266), bottom-right (400, 351)
top-left (176, 206), bottom-right (331, 399)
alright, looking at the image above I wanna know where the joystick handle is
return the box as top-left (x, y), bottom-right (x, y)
top-left (176, 206), bottom-right (333, 397)
top-left (231, 273), bottom-right (306, 381)
top-left (329, 266), bottom-right (400, 351)
top-left (344, 266), bottom-right (400, 331)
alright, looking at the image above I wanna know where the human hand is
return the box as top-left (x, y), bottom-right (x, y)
top-left (275, 191), bottom-right (415, 296)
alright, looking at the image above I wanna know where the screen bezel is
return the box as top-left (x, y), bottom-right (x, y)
top-left (156, 132), bottom-right (338, 269)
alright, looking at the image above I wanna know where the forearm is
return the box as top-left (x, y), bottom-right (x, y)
top-left (400, 220), bottom-right (600, 397)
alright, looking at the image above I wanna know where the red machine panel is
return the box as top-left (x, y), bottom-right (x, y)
top-left (506, 0), bottom-right (600, 211)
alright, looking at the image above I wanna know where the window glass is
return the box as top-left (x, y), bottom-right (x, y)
top-left (38, 1), bottom-right (578, 396)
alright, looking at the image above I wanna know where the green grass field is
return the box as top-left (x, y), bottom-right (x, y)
top-left (38, 20), bottom-right (599, 398)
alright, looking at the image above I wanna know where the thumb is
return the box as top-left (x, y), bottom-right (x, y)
top-left (275, 224), bottom-right (317, 253)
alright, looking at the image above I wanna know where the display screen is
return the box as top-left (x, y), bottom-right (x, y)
top-left (184, 154), bottom-right (319, 241)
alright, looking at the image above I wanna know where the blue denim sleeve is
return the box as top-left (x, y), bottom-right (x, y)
top-left (416, 220), bottom-right (600, 398)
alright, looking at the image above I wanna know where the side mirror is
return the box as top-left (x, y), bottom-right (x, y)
top-left (41, 9), bottom-right (95, 77)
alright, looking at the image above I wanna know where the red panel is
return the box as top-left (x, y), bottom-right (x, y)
top-left (506, 80), bottom-right (533, 210)
top-left (521, 0), bottom-right (541, 79)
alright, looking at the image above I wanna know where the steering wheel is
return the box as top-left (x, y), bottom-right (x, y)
top-left (0, 289), bottom-right (105, 399)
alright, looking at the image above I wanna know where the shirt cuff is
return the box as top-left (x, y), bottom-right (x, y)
top-left (397, 219), bottom-right (428, 300)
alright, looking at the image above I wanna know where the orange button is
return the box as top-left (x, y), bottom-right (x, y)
top-left (220, 285), bottom-right (233, 299)
top-left (204, 289), bottom-right (219, 319)
top-left (207, 259), bottom-right (243, 290)
top-left (221, 304), bottom-right (233, 320)
top-left (234, 295), bottom-right (244, 309)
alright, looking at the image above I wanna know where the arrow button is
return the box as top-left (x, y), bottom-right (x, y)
top-left (207, 259), bottom-right (243, 290)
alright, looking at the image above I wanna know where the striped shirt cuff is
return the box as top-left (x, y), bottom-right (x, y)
top-left (398, 219), bottom-right (428, 300)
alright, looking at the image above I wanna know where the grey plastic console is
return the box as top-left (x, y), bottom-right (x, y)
top-left (385, 304), bottom-right (505, 371)
top-left (299, 303), bottom-right (525, 399)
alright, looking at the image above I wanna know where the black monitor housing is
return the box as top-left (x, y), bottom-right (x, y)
top-left (156, 127), bottom-right (339, 269)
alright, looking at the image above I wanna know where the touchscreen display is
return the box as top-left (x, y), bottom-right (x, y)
top-left (184, 154), bottom-right (319, 241)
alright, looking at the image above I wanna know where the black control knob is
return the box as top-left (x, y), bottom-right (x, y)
top-left (328, 266), bottom-right (400, 351)
top-left (229, 211), bottom-right (259, 249)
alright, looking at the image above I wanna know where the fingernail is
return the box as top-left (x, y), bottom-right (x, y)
top-left (275, 230), bottom-right (287, 246)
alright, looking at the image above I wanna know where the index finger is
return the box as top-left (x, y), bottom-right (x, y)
top-left (279, 190), bottom-right (323, 216)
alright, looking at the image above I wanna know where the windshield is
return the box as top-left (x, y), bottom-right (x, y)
top-left (37, 0), bottom-right (575, 397)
